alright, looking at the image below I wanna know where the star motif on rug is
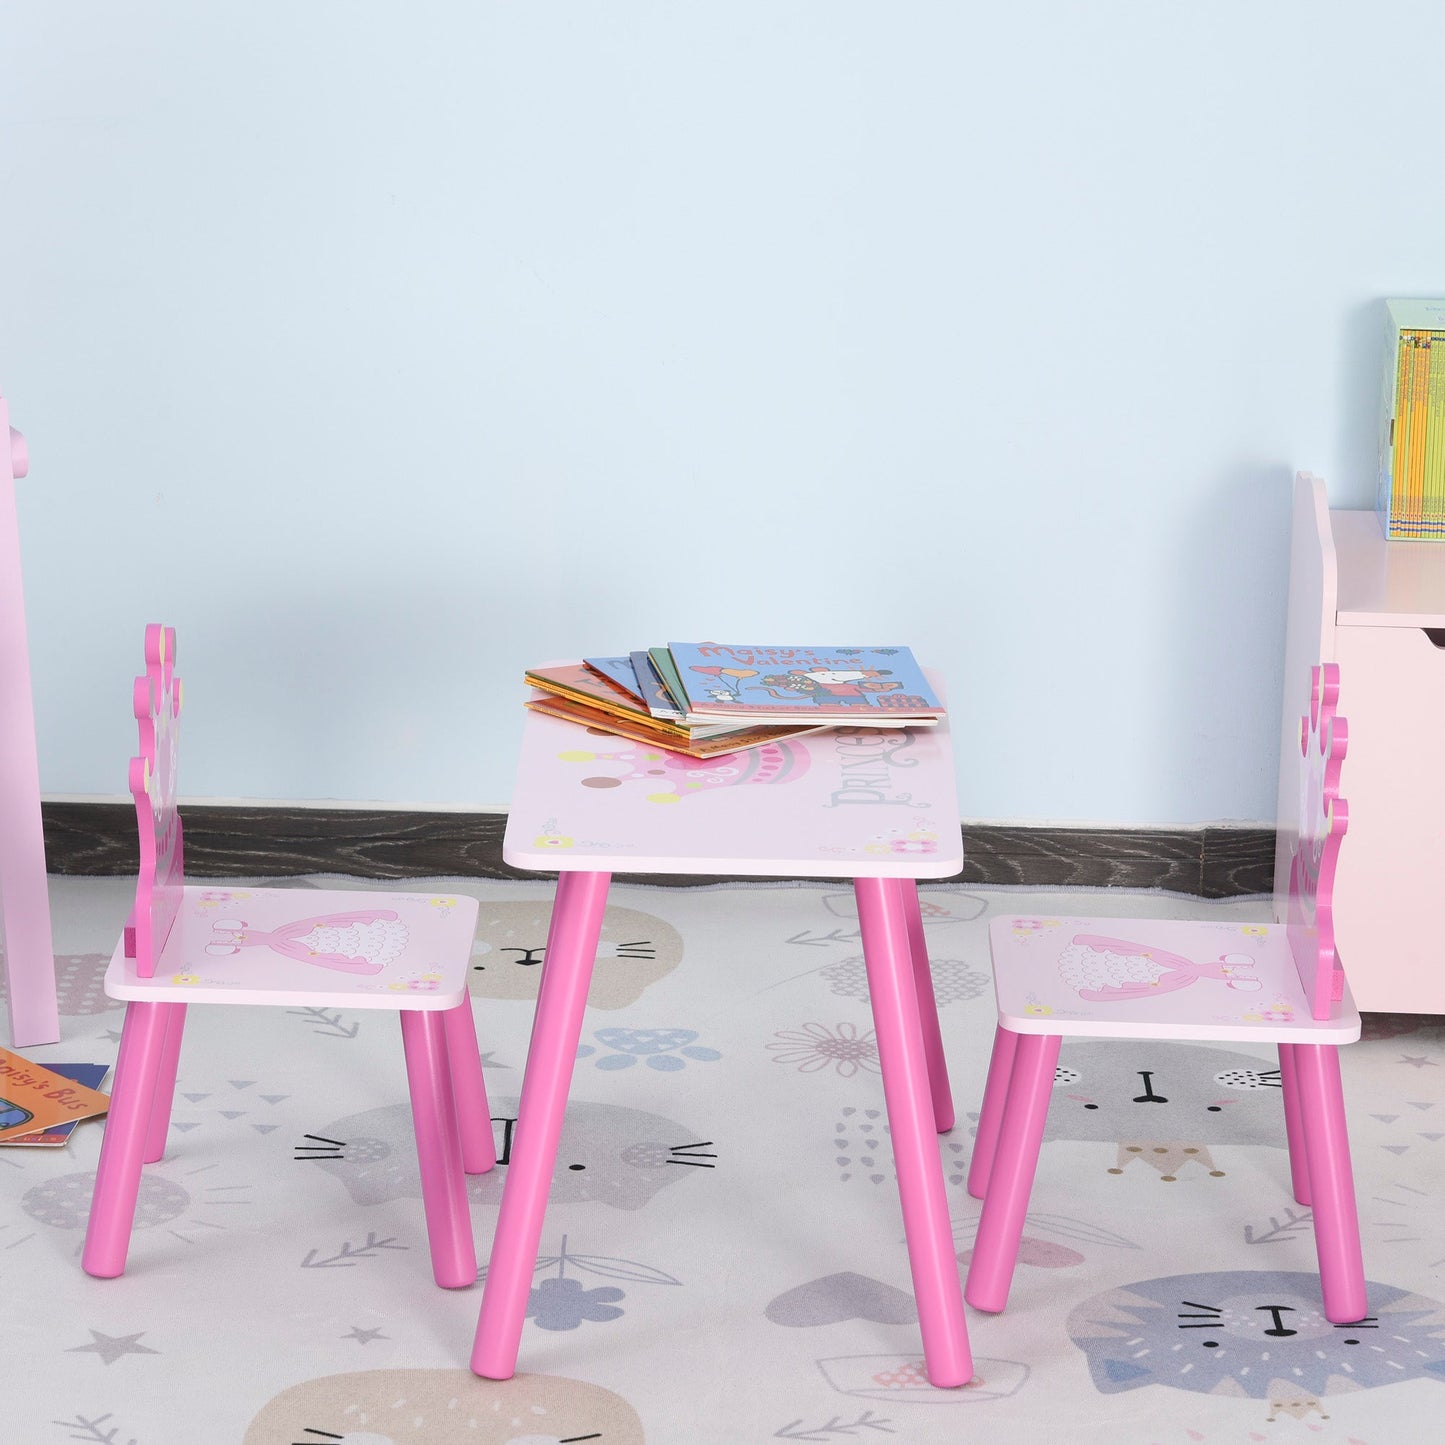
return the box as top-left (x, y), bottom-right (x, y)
top-left (1399, 1055), bottom-right (1439, 1069)
top-left (343, 1326), bottom-right (387, 1344)
top-left (67, 1329), bottom-right (161, 1364)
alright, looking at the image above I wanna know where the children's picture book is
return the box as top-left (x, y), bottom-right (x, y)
top-left (665, 643), bottom-right (945, 723)
top-left (647, 648), bottom-right (694, 717)
top-left (0, 1047), bottom-right (111, 1144)
top-left (1, 1062), bottom-right (111, 1146)
top-left (630, 650), bottom-right (685, 720)
top-left (582, 655), bottom-right (645, 702)
top-left (524, 694), bottom-right (829, 758)
top-left (529, 662), bottom-right (655, 722)
top-left (526, 663), bottom-right (747, 738)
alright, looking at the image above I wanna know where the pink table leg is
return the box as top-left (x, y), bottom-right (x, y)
top-left (967, 1024), bottom-right (1019, 1201)
top-left (444, 997), bottom-right (497, 1174)
top-left (903, 881), bottom-right (954, 1132)
top-left (855, 876), bottom-right (972, 1388)
top-left (82, 1000), bottom-right (169, 1277)
top-left (1277, 1042), bottom-right (1311, 1206)
top-left (0, 405), bottom-right (59, 1048)
top-left (401, 1009), bottom-right (475, 1289)
top-left (1293, 1042), bottom-right (1367, 1323)
top-left (965, 1029), bottom-right (1060, 1313)
top-left (143, 1002), bottom-right (188, 1163)
top-left (472, 869), bottom-right (611, 1379)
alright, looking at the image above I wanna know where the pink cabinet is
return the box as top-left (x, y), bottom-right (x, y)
top-left (1276, 472), bottom-right (1445, 1013)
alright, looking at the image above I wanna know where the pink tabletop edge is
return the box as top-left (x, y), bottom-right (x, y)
top-left (504, 665), bottom-right (964, 879)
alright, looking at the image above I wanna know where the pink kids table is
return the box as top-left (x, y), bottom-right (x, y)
top-left (0, 388), bottom-right (59, 1047)
top-left (471, 678), bottom-right (973, 1388)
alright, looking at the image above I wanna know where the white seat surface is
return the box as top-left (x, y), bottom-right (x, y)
top-left (105, 885), bottom-right (478, 1009)
top-left (989, 913), bottom-right (1360, 1043)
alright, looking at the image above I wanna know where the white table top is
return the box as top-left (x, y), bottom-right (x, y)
top-left (1333, 508), bottom-right (1445, 627)
top-left (504, 677), bottom-right (963, 879)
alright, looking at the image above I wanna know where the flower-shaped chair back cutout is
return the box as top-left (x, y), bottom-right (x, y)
top-left (124, 624), bottom-right (183, 977)
top-left (1286, 662), bottom-right (1349, 1020)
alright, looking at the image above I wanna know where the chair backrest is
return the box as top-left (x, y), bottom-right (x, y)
top-left (1286, 662), bottom-right (1348, 1019)
top-left (124, 624), bottom-right (183, 978)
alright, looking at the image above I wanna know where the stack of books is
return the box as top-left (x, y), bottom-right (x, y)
top-left (1379, 299), bottom-right (1445, 539)
top-left (524, 643), bottom-right (945, 758)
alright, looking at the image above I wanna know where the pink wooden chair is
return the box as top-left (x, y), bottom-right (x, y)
top-left (965, 663), bottom-right (1367, 1323)
top-left (82, 625), bottom-right (494, 1287)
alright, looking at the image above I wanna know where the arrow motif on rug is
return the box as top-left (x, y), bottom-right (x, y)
top-left (300, 1233), bottom-right (406, 1268)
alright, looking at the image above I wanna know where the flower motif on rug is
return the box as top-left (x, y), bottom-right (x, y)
top-left (767, 1022), bottom-right (880, 1077)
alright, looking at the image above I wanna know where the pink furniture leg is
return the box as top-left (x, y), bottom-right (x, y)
top-left (855, 876), bottom-right (972, 1387)
top-left (967, 1024), bottom-right (1019, 1201)
top-left (1293, 1042), bottom-right (1367, 1322)
top-left (82, 1001), bottom-right (170, 1277)
top-left (902, 881), bottom-right (954, 1133)
top-left (401, 1009), bottom-right (475, 1289)
top-left (143, 1002), bottom-right (188, 1163)
top-left (1277, 1042), bottom-right (1311, 1206)
top-left (964, 1029), bottom-right (1061, 1313)
top-left (399, 1008), bottom-right (475, 1288)
top-left (472, 869), bottom-right (612, 1380)
top-left (444, 997), bottom-right (496, 1175)
top-left (0, 402), bottom-right (59, 1048)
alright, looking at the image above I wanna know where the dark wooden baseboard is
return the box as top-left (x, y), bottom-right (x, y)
top-left (40, 801), bottom-right (1276, 898)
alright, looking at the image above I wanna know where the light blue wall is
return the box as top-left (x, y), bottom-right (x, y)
top-left (0, 4), bottom-right (1427, 823)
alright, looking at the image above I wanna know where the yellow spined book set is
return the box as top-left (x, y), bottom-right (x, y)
top-left (1379, 299), bottom-right (1445, 538)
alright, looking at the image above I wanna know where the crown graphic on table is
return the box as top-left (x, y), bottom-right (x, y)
top-left (560, 738), bottom-right (812, 802)
top-left (123, 624), bottom-right (184, 977)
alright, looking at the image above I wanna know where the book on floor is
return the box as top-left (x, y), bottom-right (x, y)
top-left (0, 1048), bottom-right (111, 1144)
top-left (1, 1062), bottom-right (111, 1146)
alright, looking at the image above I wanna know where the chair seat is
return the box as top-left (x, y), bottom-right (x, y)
top-left (989, 913), bottom-right (1360, 1043)
top-left (106, 885), bottom-right (479, 1010)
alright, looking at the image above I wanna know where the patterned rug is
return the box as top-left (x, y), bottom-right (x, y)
top-left (5, 873), bottom-right (1442, 1445)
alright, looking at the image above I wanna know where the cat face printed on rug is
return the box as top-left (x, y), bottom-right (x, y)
top-left (0, 952), bottom-right (115, 1015)
top-left (1039, 1041), bottom-right (1285, 1180)
top-left (243, 1367), bottom-right (643, 1444)
top-left (314, 1096), bottom-right (708, 1211)
top-left (1069, 1270), bottom-right (1445, 1400)
top-left (469, 900), bottom-right (682, 1010)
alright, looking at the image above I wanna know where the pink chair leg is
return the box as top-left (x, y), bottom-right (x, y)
top-left (855, 876), bottom-right (972, 1388)
top-left (967, 1024), bottom-right (1019, 1201)
top-left (965, 1030), bottom-right (1060, 1313)
top-left (143, 1002), bottom-right (188, 1164)
top-left (1277, 1042), bottom-right (1310, 1206)
top-left (444, 998), bottom-right (496, 1175)
top-left (82, 1000), bottom-right (170, 1277)
top-left (472, 870), bottom-right (611, 1380)
top-left (1293, 1042), bottom-right (1367, 1323)
top-left (400, 1009), bottom-right (475, 1289)
top-left (903, 881), bottom-right (954, 1133)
